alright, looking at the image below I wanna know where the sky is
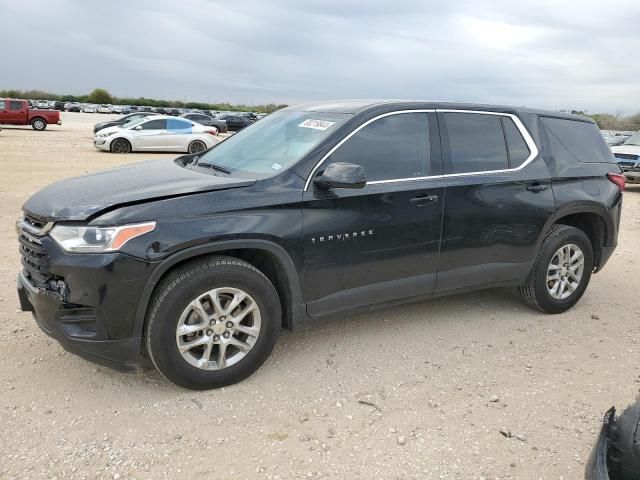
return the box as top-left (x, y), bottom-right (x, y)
top-left (1, 0), bottom-right (639, 113)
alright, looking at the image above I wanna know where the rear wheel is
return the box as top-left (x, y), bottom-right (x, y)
top-left (146, 256), bottom-right (281, 390)
top-left (31, 118), bottom-right (47, 131)
top-left (110, 138), bottom-right (131, 154)
top-left (518, 224), bottom-right (593, 313)
top-left (188, 140), bottom-right (206, 154)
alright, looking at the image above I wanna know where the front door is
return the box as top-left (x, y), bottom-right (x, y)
top-left (133, 118), bottom-right (167, 150)
top-left (302, 111), bottom-right (444, 317)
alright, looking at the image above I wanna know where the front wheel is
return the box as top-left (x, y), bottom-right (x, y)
top-left (518, 224), bottom-right (593, 313)
top-left (146, 256), bottom-right (281, 390)
top-left (110, 138), bottom-right (131, 154)
top-left (31, 118), bottom-right (47, 131)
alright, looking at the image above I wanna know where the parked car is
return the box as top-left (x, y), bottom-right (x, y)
top-left (122, 106), bottom-right (138, 114)
top-left (53, 101), bottom-right (65, 111)
top-left (112, 105), bottom-right (124, 114)
top-left (83, 104), bottom-right (97, 113)
top-left (65, 102), bottom-right (81, 112)
top-left (611, 132), bottom-right (640, 183)
top-left (35, 100), bottom-right (49, 109)
top-left (218, 114), bottom-right (253, 131)
top-left (93, 115), bottom-right (219, 153)
top-left (17, 101), bottom-right (623, 389)
top-left (93, 112), bottom-right (159, 133)
top-left (181, 113), bottom-right (227, 134)
top-left (0, 98), bottom-right (61, 130)
top-left (167, 108), bottom-right (180, 116)
top-left (98, 104), bottom-right (112, 114)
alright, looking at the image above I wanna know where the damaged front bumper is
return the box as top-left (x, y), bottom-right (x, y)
top-left (16, 236), bottom-right (156, 370)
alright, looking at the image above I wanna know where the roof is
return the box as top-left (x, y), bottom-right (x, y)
top-left (290, 99), bottom-right (591, 122)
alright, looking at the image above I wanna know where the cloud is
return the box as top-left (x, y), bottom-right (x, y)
top-left (0, 0), bottom-right (638, 113)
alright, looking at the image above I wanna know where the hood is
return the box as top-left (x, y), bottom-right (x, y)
top-left (611, 144), bottom-right (640, 156)
top-left (23, 159), bottom-right (255, 221)
top-left (95, 125), bottom-right (122, 136)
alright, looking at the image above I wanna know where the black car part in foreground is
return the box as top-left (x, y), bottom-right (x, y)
top-left (17, 100), bottom-right (624, 389)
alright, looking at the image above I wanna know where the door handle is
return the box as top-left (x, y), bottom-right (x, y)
top-left (410, 194), bottom-right (439, 205)
top-left (526, 183), bottom-right (549, 192)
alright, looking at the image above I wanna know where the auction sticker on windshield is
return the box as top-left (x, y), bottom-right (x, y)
top-left (298, 119), bottom-right (336, 131)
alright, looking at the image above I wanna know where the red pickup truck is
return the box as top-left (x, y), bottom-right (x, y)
top-left (0, 98), bottom-right (61, 130)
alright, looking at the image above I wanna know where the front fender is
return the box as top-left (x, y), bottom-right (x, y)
top-left (131, 239), bottom-right (305, 342)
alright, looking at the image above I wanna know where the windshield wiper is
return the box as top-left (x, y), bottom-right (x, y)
top-left (196, 161), bottom-right (231, 175)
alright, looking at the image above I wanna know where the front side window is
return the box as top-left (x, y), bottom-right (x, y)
top-left (443, 113), bottom-right (508, 174)
top-left (139, 119), bottom-right (167, 130)
top-left (9, 101), bottom-right (22, 110)
top-left (327, 113), bottom-right (430, 182)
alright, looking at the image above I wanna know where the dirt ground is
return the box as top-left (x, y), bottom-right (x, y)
top-left (1, 112), bottom-right (639, 480)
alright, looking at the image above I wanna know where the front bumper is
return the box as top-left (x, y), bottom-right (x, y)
top-left (16, 238), bottom-right (157, 370)
top-left (93, 137), bottom-right (110, 151)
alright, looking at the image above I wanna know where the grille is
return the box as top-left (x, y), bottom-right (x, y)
top-left (614, 153), bottom-right (639, 162)
top-left (18, 214), bottom-right (52, 285)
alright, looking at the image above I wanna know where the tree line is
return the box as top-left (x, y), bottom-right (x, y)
top-left (0, 88), bottom-right (289, 114)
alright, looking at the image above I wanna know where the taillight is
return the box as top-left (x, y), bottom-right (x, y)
top-left (607, 172), bottom-right (626, 191)
top-left (205, 130), bottom-right (218, 136)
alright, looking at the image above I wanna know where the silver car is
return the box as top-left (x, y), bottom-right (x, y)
top-left (93, 115), bottom-right (221, 154)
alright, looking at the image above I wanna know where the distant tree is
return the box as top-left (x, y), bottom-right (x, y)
top-left (276, 104), bottom-right (288, 110)
top-left (86, 88), bottom-right (113, 104)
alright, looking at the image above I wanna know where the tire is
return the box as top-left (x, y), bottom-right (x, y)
top-left (31, 118), bottom-right (47, 131)
top-left (188, 140), bottom-right (206, 154)
top-left (146, 256), bottom-right (281, 390)
top-left (518, 224), bottom-right (593, 314)
top-left (110, 138), bottom-right (131, 154)
top-left (607, 399), bottom-right (640, 480)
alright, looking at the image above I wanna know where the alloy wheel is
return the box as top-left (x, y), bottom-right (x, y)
top-left (176, 287), bottom-right (261, 370)
top-left (546, 243), bottom-right (585, 300)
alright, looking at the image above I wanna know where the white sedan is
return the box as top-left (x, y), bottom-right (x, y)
top-left (93, 115), bottom-right (221, 154)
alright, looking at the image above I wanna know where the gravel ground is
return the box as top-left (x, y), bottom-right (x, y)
top-left (1, 112), bottom-right (639, 480)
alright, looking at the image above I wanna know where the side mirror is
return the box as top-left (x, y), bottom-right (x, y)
top-left (314, 162), bottom-right (366, 189)
top-left (134, 125), bottom-right (143, 130)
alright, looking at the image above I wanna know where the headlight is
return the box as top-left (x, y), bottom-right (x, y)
top-left (96, 131), bottom-right (112, 138)
top-left (50, 222), bottom-right (156, 252)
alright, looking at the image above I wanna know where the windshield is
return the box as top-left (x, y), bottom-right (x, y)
top-left (122, 117), bottom-right (148, 129)
top-left (196, 110), bottom-right (351, 177)
top-left (623, 133), bottom-right (640, 146)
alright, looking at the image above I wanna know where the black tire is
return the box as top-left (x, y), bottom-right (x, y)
top-left (518, 224), bottom-right (593, 313)
top-left (607, 399), bottom-right (640, 480)
top-left (188, 140), bottom-right (206, 154)
top-left (110, 138), bottom-right (131, 154)
top-left (145, 256), bottom-right (281, 390)
top-left (31, 118), bottom-right (47, 131)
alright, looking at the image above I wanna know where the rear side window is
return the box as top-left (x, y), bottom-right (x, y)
top-left (501, 117), bottom-right (530, 168)
top-left (540, 117), bottom-right (613, 163)
top-left (443, 113), bottom-right (508, 174)
top-left (0, 101), bottom-right (5, 110)
top-left (328, 112), bottom-right (430, 182)
top-left (167, 118), bottom-right (192, 131)
top-left (9, 101), bottom-right (22, 110)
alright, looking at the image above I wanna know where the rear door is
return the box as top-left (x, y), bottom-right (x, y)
top-left (302, 111), bottom-right (444, 316)
top-left (436, 110), bottom-right (555, 291)
top-left (131, 118), bottom-right (167, 150)
top-left (165, 118), bottom-right (195, 151)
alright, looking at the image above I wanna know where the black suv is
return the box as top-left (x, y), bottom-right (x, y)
top-left (17, 100), bottom-right (624, 389)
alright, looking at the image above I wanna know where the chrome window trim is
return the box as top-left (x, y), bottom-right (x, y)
top-left (303, 108), bottom-right (539, 190)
